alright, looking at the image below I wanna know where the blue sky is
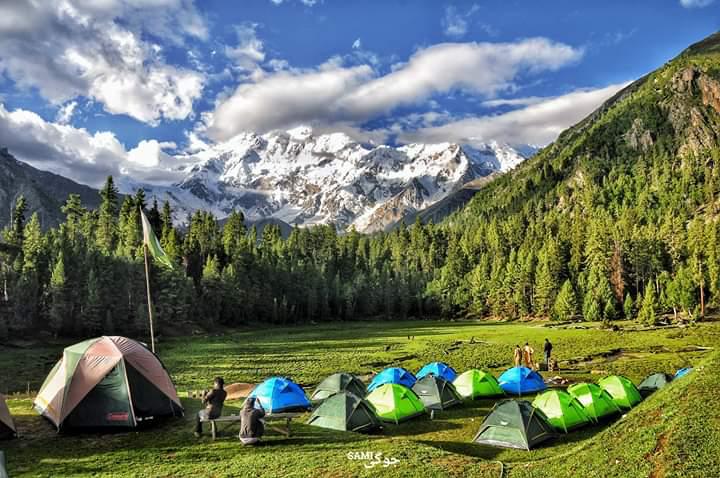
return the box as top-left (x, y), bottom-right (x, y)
top-left (0, 0), bottom-right (718, 186)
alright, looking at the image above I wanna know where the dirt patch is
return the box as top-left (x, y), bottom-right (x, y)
top-left (225, 382), bottom-right (255, 400)
top-left (431, 455), bottom-right (477, 477)
top-left (647, 432), bottom-right (670, 478)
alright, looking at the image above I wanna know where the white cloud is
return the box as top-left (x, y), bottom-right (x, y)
top-left (480, 97), bottom-right (547, 108)
top-left (0, 103), bottom-right (189, 186)
top-left (397, 83), bottom-right (630, 147)
top-left (127, 140), bottom-right (177, 168)
top-left (55, 101), bottom-right (78, 125)
top-left (205, 38), bottom-right (584, 141)
top-left (269, 0), bottom-right (318, 5)
top-left (225, 23), bottom-right (266, 71)
top-left (352, 38), bottom-right (362, 50)
top-left (443, 6), bottom-right (469, 38)
top-left (0, 0), bottom-right (206, 125)
top-left (442, 4), bottom-right (480, 38)
top-left (679, 0), bottom-right (714, 7)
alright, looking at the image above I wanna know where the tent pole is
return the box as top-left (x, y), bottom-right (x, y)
top-left (143, 243), bottom-right (156, 353)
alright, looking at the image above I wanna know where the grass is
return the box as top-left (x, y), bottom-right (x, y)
top-left (1, 319), bottom-right (719, 477)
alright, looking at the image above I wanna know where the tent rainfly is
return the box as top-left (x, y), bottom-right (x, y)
top-left (416, 362), bottom-right (458, 382)
top-left (498, 367), bottom-right (546, 396)
top-left (412, 375), bottom-right (463, 411)
top-left (567, 383), bottom-right (621, 422)
top-left (598, 376), bottom-right (642, 410)
top-left (248, 377), bottom-right (311, 413)
top-left (307, 391), bottom-right (381, 433)
top-left (453, 369), bottom-right (504, 399)
top-left (638, 373), bottom-right (673, 398)
top-left (365, 383), bottom-right (425, 424)
top-left (532, 390), bottom-right (591, 433)
top-left (311, 373), bottom-right (366, 401)
top-left (34, 336), bottom-right (183, 431)
top-left (473, 399), bottom-right (557, 450)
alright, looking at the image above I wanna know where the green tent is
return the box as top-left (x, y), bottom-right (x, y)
top-left (567, 383), bottom-right (620, 422)
top-left (473, 400), bottom-right (557, 450)
top-left (453, 369), bottom-right (504, 399)
top-left (598, 375), bottom-right (642, 410)
top-left (638, 373), bottom-right (672, 398)
top-left (365, 384), bottom-right (426, 424)
top-left (311, 373), bottom-right (366, 401)
top-left (307, 391), bottom-right (381, 433)
top-left (411, 375), bottom-right (463, 410)
top-left (34, 336), bottom-right (183, 431)
top-left (531, 390), bottom-right (591, 433)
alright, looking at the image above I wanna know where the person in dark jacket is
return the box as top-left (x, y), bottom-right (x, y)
top-left (239, 397), bottom-right (266, 445)
top-left (543, 339), bottom-right (553, 368)
top-left (194, 377), bottom-right (227, 437)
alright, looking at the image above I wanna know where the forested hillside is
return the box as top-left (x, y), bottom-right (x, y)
top-left (1, 32), bottom-right (720, 339)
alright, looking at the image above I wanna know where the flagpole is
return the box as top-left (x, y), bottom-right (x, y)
top-left (143, 243), bottom-right (156, 353)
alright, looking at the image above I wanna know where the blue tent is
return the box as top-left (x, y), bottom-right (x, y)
top-left (674, 367), bottom-right (693, 379)
top-left (367, 367), bottom-right (417, 392)
top-left (498, 367), bottom-right (546, 395)
top-left (248, 377), bottom-right (311, 413)
top-left (416, 362), bottom-right (458, 382)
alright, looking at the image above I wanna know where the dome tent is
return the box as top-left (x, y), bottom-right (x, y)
top-left (311, 373), bottom-right (366, 401)
top-left (416, 362), bottom-right (457, 382)
top-left (598, 376), bottom-right (642, 410)
top-left (532, 390), bottom-right (591, 433)
top-left (367, 367), bottom-right (416, 393)
top-left (638, 373), bottom-right (673, 397)
top-left (34, 336), bottom-right (183, 431)
top-left (473, 399), bottom-right (557, 450)
top-left (453, 369), bottom-right (504, 399)
top-left (412, 375), bottom-right (462, 410)
top-left (0, 394), bottom-right (16, 439)
top-left (248, 377), bottom-right (311, 413)
top-left (365, 384), bottom-right (425, 424)
top-left (307, 391), bottom-right (381, 433)
top-left (567, 383), bottom-right (621, 422)
top-left (674, 367), bottom-right (693, 379)
top-left (498, 367), bottom-right (546, 396)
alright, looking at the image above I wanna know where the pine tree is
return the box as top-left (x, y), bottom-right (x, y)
top-left (4, 195), bottom-right (27, 248)
top-left (97, 176), bottom-right (119, 254)
top-left (637, 285), bottom-right (658, 325)
top-left (553, 280), bottom-right (577, 321)
top-left (49, 252), bottom-right (69, 336)
top-left (623, 293), bottom-right (634, 319)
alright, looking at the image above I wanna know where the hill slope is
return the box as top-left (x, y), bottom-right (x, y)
top-left (0, 148), bottom-right (102, 229)
top-left (426, 31), bottom-right (720, 322)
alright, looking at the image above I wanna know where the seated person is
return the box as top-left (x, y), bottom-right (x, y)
top-left (239, 397), bottom-right (266, 446)
top-left (194, 377), bottom-right (227, 437)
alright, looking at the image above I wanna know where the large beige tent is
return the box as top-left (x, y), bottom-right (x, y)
top-left (0, 394), bottom-right (16, 439)
top-left (34, 336), bottom-right (183, 431)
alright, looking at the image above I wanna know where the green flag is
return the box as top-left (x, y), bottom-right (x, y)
top-left (140, 208), bottom-right (173, 269)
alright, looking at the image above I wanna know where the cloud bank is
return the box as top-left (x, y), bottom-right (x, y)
top-left (206, 38), bottom-right (584, 141)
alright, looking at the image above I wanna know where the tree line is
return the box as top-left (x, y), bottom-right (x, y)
top-left (0, 145), bottom-right (718, 340)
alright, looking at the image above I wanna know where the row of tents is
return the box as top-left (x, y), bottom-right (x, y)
top-left (0, 335), bottom-right (694, 450)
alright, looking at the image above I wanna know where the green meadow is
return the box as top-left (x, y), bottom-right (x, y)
top-left (2, 319), bottom-right (719, 477)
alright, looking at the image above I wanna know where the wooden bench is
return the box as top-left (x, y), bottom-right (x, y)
top-left (200, 412), bottom-right (303, 440)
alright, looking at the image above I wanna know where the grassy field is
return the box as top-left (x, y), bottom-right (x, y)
top-left (1, 319), bottom-right (719, 477)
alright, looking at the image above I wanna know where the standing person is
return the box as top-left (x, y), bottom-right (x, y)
top-left (543, 339), bottom-right (553, 369)
top-left (240, 397), bottom-right (266, 446)
top-left (513, 345), bottom-right (522, 367)
top-left (194, 377), bottom-right (227, 437)
top-left (522, 342), bottom-right (534, 369)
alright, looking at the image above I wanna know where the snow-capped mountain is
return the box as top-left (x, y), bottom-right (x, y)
top-left (126, 127), bottom-right (530, 232)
